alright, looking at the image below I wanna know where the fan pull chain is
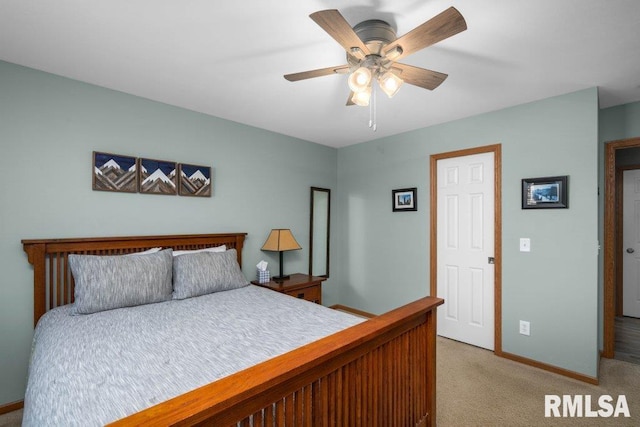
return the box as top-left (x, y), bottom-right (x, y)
top-left (369, 83), bottom-right (377, 132)
top-left (368, 88), bottom-right (373, 129)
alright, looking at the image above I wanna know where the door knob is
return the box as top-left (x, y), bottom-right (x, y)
top-left (627, 248), bottom-right (635, 254)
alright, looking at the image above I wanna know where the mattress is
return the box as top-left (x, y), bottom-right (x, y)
top-left (22, 285), bottom-right (363, 426)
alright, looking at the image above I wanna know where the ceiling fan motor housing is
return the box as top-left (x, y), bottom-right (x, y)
top-left (348, 19), bottom-right (397, 66)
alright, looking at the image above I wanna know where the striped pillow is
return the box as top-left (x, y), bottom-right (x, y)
top-left (172, 249), bottom-right (248, 300)
top-left (69, 249), bottom-right (173, 314)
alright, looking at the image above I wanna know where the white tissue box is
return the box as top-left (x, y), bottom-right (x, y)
top-left (257, 269), bottom-right (270, 284)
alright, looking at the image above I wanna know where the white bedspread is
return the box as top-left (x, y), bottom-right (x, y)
top-left (23, 285), bottom-right (363, 426)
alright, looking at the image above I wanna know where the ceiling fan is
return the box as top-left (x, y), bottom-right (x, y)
top-left (284, 7), bottom-right (467, 108)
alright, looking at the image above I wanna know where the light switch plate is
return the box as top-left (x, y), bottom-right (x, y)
top-left (519, 320), bottom-right (530, 336)
top-left (520, 238), bottom-right (531, 252)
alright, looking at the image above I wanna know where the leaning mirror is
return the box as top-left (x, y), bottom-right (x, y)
top-left (309, 187), bottom-right (330, 277)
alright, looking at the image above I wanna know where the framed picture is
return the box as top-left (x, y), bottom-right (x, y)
top-left (522, 176), bottom-right (568, 209)
top-left (138, 158), bottom-right (177, 195)
top-left (179, 163), bottom-right (212, 197)
top-left (392, 187), bottom-right (417, 212)
top-left (92, 151), bottom-right (137, 193)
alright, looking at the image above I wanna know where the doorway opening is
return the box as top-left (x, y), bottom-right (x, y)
top-left (604, 137), bottom-right (640, 362)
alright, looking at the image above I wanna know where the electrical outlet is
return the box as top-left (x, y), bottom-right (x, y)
top-left (520, 238), bottom-right (531, 252)
top-left (519, 320), bottom-right (530, 336)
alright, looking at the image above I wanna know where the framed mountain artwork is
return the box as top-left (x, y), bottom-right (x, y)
top-left (92, 151), bottom-right (138, 193)
top-left (179, 163), bottom-right (212, 197)
top-left (138, 158), bottom-right (177, 195)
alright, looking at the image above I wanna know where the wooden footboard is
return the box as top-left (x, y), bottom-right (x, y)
top-left (111, 296), bottom-right (443, 427)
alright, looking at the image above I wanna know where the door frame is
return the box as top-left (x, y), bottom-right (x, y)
top-left (430, 144), bottom-right (502, 355)
top-left (604, 137), bottom-right (640, 357)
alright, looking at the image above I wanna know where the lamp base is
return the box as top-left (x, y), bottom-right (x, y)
top-left (272, 274), bottom-right (290, 282)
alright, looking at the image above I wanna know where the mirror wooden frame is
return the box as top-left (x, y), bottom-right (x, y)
top-left (309, 187), bottom-right (330, 278)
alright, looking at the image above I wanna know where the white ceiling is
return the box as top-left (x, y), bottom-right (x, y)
top-left (1, 0), bottom-right (640, 148)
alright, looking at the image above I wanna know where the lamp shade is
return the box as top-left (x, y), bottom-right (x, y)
top-left (261, 229), bottom-right (301, 252)
top-left (351, 87), bottom-right (372, 106)
top-left (348, 66), bottom-right (372, 93)
top-left (261, 229), bottom-right (301, 282)
top-left (378, 71), bottom-right (403, 98)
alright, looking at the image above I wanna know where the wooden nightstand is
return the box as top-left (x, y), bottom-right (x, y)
top-left (251, 273), bottom-right (326, 304)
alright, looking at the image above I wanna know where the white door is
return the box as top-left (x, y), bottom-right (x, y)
top-left (436, 152), bottom-right (495, 350)
top-left (623, 169), bottom-right (640, 318)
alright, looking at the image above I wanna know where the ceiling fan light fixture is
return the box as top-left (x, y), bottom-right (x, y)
top-left (378, 71), bottom-right (404, 98)
top-left (350, 47), bottom-right (366, 60)
top-left (348, 66), bottom-right (372, 93)
top-left (385, 46), bottom-right (403, 61)
top-left (351, 87), bottom-right (372, 106)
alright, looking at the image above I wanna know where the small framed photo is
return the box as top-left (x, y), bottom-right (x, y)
top-left (92, 151), bottom-right (138, 193)
top-left (392, 187), bottom-right (417, 212)
top-left (179, 163), bottom-right (212, 197)
top-left (138, 158), bottom-right (177, 195)
top-left (522, 176), bottom-right (568, 209)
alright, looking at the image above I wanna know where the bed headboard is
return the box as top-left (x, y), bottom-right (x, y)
top-left (22, 233), bottom-right (247, 326)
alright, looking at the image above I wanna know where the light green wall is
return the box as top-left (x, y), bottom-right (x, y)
top-left (0, 61), bottom-right (338, 405)
top-left (336, 88), bottom-right (600, 377)
top-left (600, 102), bottom-right (640, 142)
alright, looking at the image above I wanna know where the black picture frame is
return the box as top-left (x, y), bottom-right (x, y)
top-left (392, 187), bottom-right (417, 212)
top-left (522, 176), bottom-right (568, 209)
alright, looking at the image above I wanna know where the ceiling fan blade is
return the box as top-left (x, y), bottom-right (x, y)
top-left (310, 10), bottom-right (370, 56)
top-left (346, 91), bottom-right (355, 106)
top-left (284, 65), bottom-right (349, 82)
top-left (392, 63), bottom-right (448, 90)
top-left (384, 7), bottom-right (466, 60)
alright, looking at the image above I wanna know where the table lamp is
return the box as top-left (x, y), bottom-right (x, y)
top-left (261, 229), bottom-right (301, 281)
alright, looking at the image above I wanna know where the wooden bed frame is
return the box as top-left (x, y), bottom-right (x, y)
top-left (22, 233), bottom-right (443, 426)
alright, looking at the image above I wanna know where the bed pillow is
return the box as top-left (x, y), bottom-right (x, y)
top-left (172, 245), bottom-right (226, 256)
top-left (69, 249), bottom-right (173, 314)
top-left (172, 249), bottom-right (248, 300)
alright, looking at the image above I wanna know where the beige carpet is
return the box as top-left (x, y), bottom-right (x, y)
top-left (437, 337), bottom-right (640, 426)
top-left (0, 409), bottom-right (20, 427)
